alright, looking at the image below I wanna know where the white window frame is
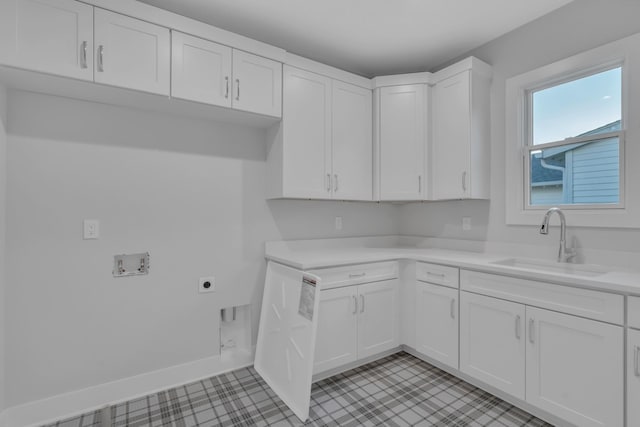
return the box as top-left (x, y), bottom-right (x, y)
top-left (505, 32), bottom-right (640, 228)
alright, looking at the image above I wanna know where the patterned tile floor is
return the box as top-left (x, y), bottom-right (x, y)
top-left (43, 352), bottom-right (552, 427)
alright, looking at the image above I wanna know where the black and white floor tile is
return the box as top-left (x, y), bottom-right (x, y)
top-left (43, 352), bottom-right (552, 427)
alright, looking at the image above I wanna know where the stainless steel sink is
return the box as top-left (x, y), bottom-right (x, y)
top-left (490, 257), bottom-right (609, 277)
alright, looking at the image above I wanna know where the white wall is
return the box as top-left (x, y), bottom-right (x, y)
top-left (4, 90), bottom-right (400, 406)
top-left (400, 0), bottom-right (640, 252)
top-left (0, 85), bottom-right (7, 412)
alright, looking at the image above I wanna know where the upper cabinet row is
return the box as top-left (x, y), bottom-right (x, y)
top-left (0, 0), bottom-right (282, 117)
top-left (0, 0), bottom-right (490, 203)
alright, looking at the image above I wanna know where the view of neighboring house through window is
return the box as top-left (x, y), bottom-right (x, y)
top-left (526, 66), bottom-right (622, 207)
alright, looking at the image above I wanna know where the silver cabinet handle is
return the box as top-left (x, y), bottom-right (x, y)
top-left (235, 79), bottom-right (240, 101)
top-left (462, 171), bottom-right (467, 192)
top-left (360, 295), bottom-right (365, 313)
top-left (334, 174), bottom-right (338, 192)
top-left (80, 41), bottom-right (88, 69)
top-left (326, 173), bottom-right (331, 192)
top-left (635, 346), bottom-right (640, 377)
top-left (352, 295), bottom-right (358, 315)
top-left (529, 318), bottom-right (535, 344)
top-left (418, 175), bottom-right (422, 193)
top-left (450, 299), bottom-right (456, 319)
top-left (348, 272), bottom-right (366, 278)
top-left (427, 271), bottom-right (445, 278)
top-left (97, 45), bottom-right (104, 72)
top-left (225, 76), bottom-right (229, 99)
top-left (515, 315), bottom-right (521, 340)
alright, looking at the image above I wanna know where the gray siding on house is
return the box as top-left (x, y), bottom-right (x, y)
top-left (570, 137), bottom-right (619, 204)
top-left (530, 185), bottom-right (563, 205)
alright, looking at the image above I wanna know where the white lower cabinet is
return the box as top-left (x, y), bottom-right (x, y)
top-left (628, 328), bottom-right (640, 427)
top-left (526, 306), bottom-right (623, 427)
top-left (314, 279), bottom-right (399, 374)
top-left (460, 291), bottom-right (526, 399)
top-left (460, 290), bottom-right (623, 427)
top-left (357, 280), bottom-right (399, 359)
top-left (415, 281), bottom-right (458, 369)
top-left (314, 286), bottom-right (358, 373)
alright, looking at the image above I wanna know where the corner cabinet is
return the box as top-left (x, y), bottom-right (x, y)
top-left (267, 65), bottom-right (372, 200)
top-left (375, 84), bottom-right (427, 201)
top-left (431, 58), bottom-right (491, 200)
top-left (0, 0), bottom-right (94, 80)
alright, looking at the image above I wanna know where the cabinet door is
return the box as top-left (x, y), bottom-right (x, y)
top-left (332, 81), bottom-right (373, 201)
top-left (357, 280), bottom-right (399, 359)
top-left (94, 9), bottom-right (170, 95)
top-left (0, 0), bottom-right (93, 80)
top-left (378, 85), bottom-right (426, 201)
top-left (526, 307), bottom-right (623, 427)
top-left (171, 31), bottom-right (231, 107)
top-left (313, 286), bottom-right (358, 375)
top-left (459, 291), bottom-right (525, 399)
top-left (232, 50), bottom-right (282, 117)
top-left (415, 282), bottom-right (458, 369)
top-left (628, 329), bottom-right (640, 427)
top-left (282, 66), bottom-right (332, 199)
top-left (432, 71), bottom-right (471, 200)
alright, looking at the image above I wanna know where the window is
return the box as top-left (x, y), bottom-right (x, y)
top-left (504, 32), bottom-right (640, 228)
top-left (525, 67), bottom-right (623, 208)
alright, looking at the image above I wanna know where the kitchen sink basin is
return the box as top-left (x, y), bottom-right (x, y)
top-left (490, 257), bottom-right (609, 277)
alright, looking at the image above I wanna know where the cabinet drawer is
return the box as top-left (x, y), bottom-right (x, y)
top-left (461, 270), bottom-right (623, 325)
top-left (416, 262), bottom-right (459, 288)
top-left (629, 296), bottom-right (640, 329)
top-left (309, 261), bottom-right (398, 290)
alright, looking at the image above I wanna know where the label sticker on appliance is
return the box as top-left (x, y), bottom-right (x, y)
top-left (298, 276), bottom-right (317, 321)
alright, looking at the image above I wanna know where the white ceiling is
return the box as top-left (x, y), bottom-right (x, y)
top-left (138, 0), bottom-right (573, 77)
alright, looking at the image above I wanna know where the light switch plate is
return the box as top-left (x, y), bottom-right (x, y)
top-left (462, 217), bottom-right (471, 231)
top-left (83, 219), bottom-right (100, 239)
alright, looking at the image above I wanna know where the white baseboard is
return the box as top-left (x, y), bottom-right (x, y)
top-left (1, 349), bottom-right (255, 427)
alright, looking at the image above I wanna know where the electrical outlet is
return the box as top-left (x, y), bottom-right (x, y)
top-left (462, 217), bottom-right (471, 231)
top-left (83, 219), bottom-right (100, 239)
top-left (335, 216), bottom-right (343, 230)
top-left (199, 276), bottom-right (215, 293)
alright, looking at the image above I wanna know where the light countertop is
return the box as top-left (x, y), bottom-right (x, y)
top-left (265, 236), bottom-right (640, 296)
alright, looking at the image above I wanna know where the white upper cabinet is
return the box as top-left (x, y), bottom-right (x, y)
top-left (171, 33), bottom-right (281, 116)
top-left (377, 84), bottom-right (427, 201)
top-left (94, 8), bottom-right (170, 96)
top-left (331, 80), bottom-right (373, 201)
top-left (0, 0), bottom-right (94, 80)
top-left (171, 31), bottom-right (232, 107)
top-left (277, 66), bottom-right (332, 199)
top-left (432, 59), bottom-right (491, 200)
top-left (268, 65), bottom-right (372, 200)
top-left (232, 50), bottom-right (282, 117)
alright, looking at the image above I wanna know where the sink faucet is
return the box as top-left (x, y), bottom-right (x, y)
top-left (539, 207), bottom-right (576, 263)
